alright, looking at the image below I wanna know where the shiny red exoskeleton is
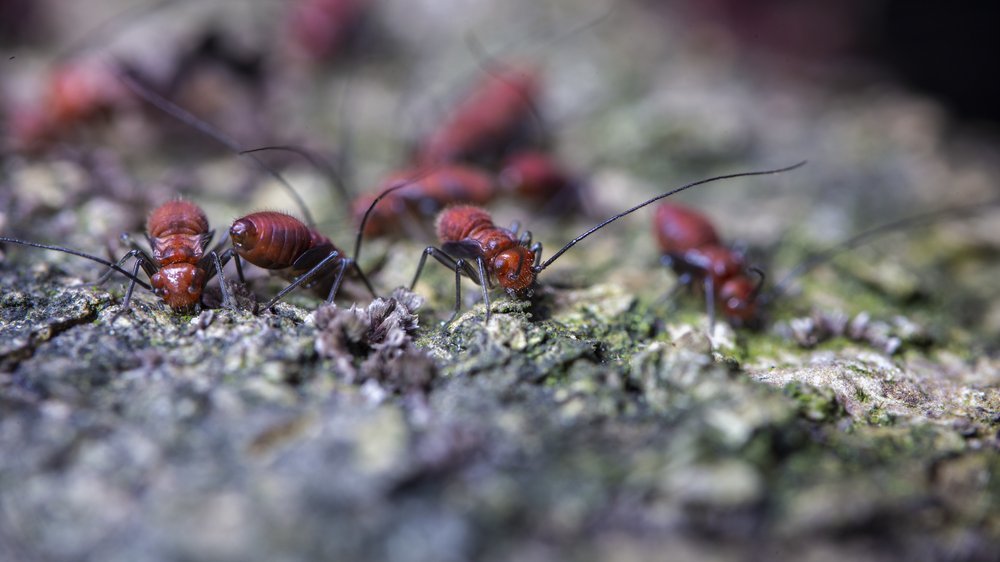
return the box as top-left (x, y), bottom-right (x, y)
top-left (228, 211), bottom-right (375, 310)
top-left (416, 66), bottom-right (541, 166)
top-left (145, 200), bottom-right (217, 309)
top-left (408, 163), bottom-right (806, 322)
top-left (0, 200), bottom-right (231, 313)
top-left (352, 165), bottom-right (497, 237)
top-left (653, 202), bottom-right (762, 326)
top-left (410, 205), bottom-right (540, 321)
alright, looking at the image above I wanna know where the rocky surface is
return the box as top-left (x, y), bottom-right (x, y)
top-left (2, 1), bottom-right (999, 561)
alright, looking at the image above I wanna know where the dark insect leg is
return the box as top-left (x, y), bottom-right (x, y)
top-left (446, 257), bottom-right (488, 323)
top-left (519, 229), bottom-right (533, 246)
top-left (323, 260), bottom-right (352, 303)
top-left (349, 260), bottom-right (377, 298)
top-left (658, 255), bottom-right (694, 304)
top-left (94, 248), bottom-right (156, 286)
top-left (508, 220), bottom-right (521, 236)
top-left (749, 266), bottom-right (767, 299)
top-left (121, 233), bottom-right (147, 253)
top-left (660, 271), bottom-right (693, 307)
top-left (704, 274), bottom-right (716, 334)
top-left (449, 259), bottom-right (466, 323)
top-left (475, 256), bottom-right (492, 321)
top-left (410, 246), bottom-right (460, 291)
top-left (530, 242), bottom-right (543, 268)
top-left (112, 257), bottom-right (146, 320)
top-left (233, 253), bottom-right (246, 284)
top-left (201, 247), bottom-right (234, 283)
top-left (261, 251), bottom-right (344, 311)
top-left (209, 251), bottom-right (234, 310)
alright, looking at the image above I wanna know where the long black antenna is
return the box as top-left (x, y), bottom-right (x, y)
top-left (115, 68), bottom-right (317, 227)
top-left (239, 145), bottom-right (352, 204)
top-left (764, 196), bottom-right (1000, 301)
top-left (352, 169), bottom-right (439, 262)
top-left (537, 161), bottom-right (807, 271)
top-left (0, 238), bottom-right (153, 290)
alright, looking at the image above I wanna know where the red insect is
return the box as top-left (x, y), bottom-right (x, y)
top-left (9, 59), bottom-right (129, 152)
top-left (652, 196), bottom-right (1000, 330)
top-left (352, 165), bottom-right (497, 237)
top-left (285, 0), bottom-right (372, 62)
top-left (415, 65), bottom-right (542, 166)
top-left (408, 163), bottom-right (805, 321)
top-left (498, 150), bottom-right (586, 214)
top-left (0, 200), bottom-right (231, 313)
top-left (653, 202), bottom-right (764, 327)
top-left (227, 211), bottom-right (376, 311)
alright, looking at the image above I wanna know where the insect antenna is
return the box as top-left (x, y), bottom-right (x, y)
top-left (749, 267), bottom-right (767, 299)
top-left (352, 169), bottom-right (439, 263)
top-left (763, 196), bottom-right (1000, 302)
top-left (536, 161), bottom-right (808, 272)
top-left (240, 145), bottom-right (352, 204)
top-left (114, 67), bottom-right (318, 227)
top-left (0, 237), bottom-right (153, 291)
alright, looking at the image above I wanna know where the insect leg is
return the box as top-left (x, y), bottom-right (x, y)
top-left (475, 256), bottom-right (492, 322)
top-left (704, 274), bottom-right (716, 334)
top-left (202, 247), bottom-right (235, 282)
top-left (449, 260), bottom-right (465, 323)
top-left (410, 246), bottom-right (460, 291)
top-left (209, 250), bottom-right (234, 310)
top-left (659, 272), bottom-right (693, 316)
top-left (233, 253), bottom-right (246, 284)
top-left (260, 251), bottom-right (343, 311)
top-left (530, 242), bottom-right (543, 268)
top-left (748, 266), bottom-right (767, 299)
top-left (444, 257), bottom-right (488, 321)
top-left (323, 259), bottom-right (352, 304)
top-left (519, 229), bottom-right (533, 246)
top-left (94, 248), bottom-right (156, 286)
top-left (115, 257), bottom-right (146, 317)
top-left (349, 260), bottom-right (378, 299)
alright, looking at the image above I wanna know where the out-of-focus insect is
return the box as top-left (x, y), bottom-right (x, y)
top-left (8, 59), bottom-right (129, 152)
top-left (654, 202), bottom-right (764, 328)
top-left (655, 196), bottom-right (1000, 330)
top-left (352, 164), bottom-right (497, 237)
top-left (408, 162), bottom-right (806, 321)
top-left (498, 150), bottom-right (587, 214)
top-left (0, 200), bottom-right (232, 313)
top-left (415, 64), bottom-right (542, 166)
top-left (284, 0), bottom-right (373, 63)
